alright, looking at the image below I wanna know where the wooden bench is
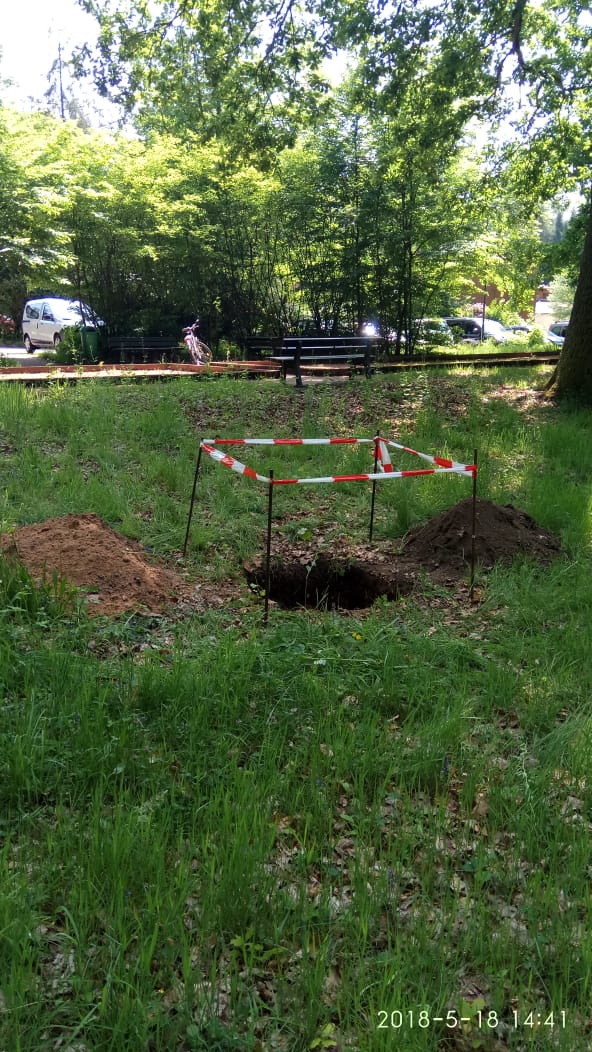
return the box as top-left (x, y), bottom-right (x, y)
top-left (107, 336), bottom-right (184, 363)
top-left (243, 336), bottom-right (283, 360)
top-left (271, 337), bottom-right (378, 386)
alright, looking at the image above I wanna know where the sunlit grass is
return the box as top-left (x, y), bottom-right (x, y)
top-left (0, 369), bottom-right (591, 1049)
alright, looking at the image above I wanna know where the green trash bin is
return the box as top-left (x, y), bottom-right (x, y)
top-left (80, 327), bottom-right (99, 360)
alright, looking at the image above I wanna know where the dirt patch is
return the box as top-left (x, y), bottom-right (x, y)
top-left (1, 514), bottom-right (195, 616)
top-left (1, 499), bottom-right (562, 618)
top-left (483, 383), bottom-right (557, 421)
top-left (245, 498), bottom-right (562, 610)
top-left (401, 497), bottom-right (562, 582)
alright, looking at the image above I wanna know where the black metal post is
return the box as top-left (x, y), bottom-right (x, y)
top-left (183, 442), bottom-right (203, 556)
top-left (264, 470), bottom-right (274, 624)
top-left (364, 339), bottom-right (373, 378)
top-left (294, 340), bottom-right (303, 388)
top-left (470, 449), bottom-right (478, 602)
top-left (369, 433), bottom-right (380, 541)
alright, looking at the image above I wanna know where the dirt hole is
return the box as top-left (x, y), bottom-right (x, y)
top-left (1, 498), bottom-right (562, 617)
top-left (244, 496), bottom-right (562, 612)
top-left (247, 554), bottom-right (414, 610)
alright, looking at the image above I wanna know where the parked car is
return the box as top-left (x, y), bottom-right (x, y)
top-left (443, 317), bottom-right (508, 344)
top-left (505, 323), bottom-right (531, 337)
top-left (544, 321), bottom-right (569, 346)
top-left (482, 319), bottom-right (509, 343)
top-left (22, 297), bottom-right (104, 352)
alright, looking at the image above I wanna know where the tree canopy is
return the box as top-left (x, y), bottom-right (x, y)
top-left (1, 1), bottom-right (591, 394)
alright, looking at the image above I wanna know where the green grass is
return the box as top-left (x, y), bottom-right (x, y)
top-left (0, 367), bottom-right (591, 1050)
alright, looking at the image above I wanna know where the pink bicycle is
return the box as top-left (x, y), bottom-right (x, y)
top-left (182, 319), bottom-right (212, 365)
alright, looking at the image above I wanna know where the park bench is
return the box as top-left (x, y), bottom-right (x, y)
top-left (271, 336), bottom-right (378, 386)
top-left (243, 336), bottom-right (283, 360)
top-left (243, 335), bottom-right (381, 384)
top-left (107, 335), bottom-right (184, 363)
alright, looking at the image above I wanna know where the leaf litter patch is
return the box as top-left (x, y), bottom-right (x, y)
top-left (245, 498), bottom-right (562, 610)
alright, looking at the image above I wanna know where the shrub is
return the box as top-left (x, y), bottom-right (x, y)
top-left (528, 327), bottom-right (547, 347)
top-left (51, 326), bottom-right (100, 365)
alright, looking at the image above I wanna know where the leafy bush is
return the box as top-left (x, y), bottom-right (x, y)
top-left (51, 325), bottom-right (101, 365)
top-left (217, 338), bottom-right (243, 361)
top-left (528, 326), bottom-right (547, 347)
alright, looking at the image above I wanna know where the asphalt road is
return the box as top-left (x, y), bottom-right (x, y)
top-left (0, 344), bottom-right (51, 365)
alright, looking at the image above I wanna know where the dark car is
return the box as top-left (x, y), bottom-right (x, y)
top-left (0, 313), bottom-right (14, 336)
top-left (506, 323), bottom-right (531, 336)
top-left (413, 318), bottom-right (454, 345)
top-left (444, 317), bottom-right (507, 344)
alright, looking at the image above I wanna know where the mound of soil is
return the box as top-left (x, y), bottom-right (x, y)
top-left (1, 498), bottom-right (562, 618)
top-left (0, 514), bottom-right (193, 616)
top-left (402, 497), bottom-right (562, 576)
top-left (245, 497), bottom-right (562, 609)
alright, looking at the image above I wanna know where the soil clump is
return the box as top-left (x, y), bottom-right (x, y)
top-left (401, 497), bottom-right (562, 581)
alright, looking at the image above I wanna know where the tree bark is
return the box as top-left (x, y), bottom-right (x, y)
top-left (554, 193), bottom-right (592, 402)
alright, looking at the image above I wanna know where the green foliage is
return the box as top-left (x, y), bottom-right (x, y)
top-left (0, 101), bottom-right (526, 346)
top-left (49, 324), bottom-right (100, 365)
top-left (0, 551), bottom-right (79, 623)
top-left (527, 326), bottom-right (547, 347)
top-left (73, 0), bottom-right (331, 156)
top-left (1, 0), bottom-right (591, 392)
top-left (545, 204), bottom-right (589, 287)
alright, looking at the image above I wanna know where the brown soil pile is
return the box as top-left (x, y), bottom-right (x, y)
top-left (246, 497), bottom-right (562, 608)
top-left (0, 513), bottom-right (193, 616)
top-left (1, 498), bottom-right (562, 618)
top-left (402, 497), bottom-right (562, 577)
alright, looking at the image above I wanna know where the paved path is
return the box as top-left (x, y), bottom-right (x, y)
top-left (0, 350), bottom-right (558, 385)
top-left (0, 344), bottom-right (52, 367)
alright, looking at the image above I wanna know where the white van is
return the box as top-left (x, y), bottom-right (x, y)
top-left (22, 298), bottom-right (103, 352)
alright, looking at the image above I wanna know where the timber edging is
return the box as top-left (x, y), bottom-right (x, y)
top-left (0, 351), bottom-right (559, 384)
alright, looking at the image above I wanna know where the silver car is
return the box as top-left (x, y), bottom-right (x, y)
top-left (22, 297), bottom-right (103, 352)
top-left (545, 321), bottom-right (569, 346)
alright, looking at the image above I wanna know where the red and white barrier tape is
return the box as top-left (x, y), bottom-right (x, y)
top-left (206, 437), bottom-right (366, 446)
top-left (200, 436), bottom-right (476, 485)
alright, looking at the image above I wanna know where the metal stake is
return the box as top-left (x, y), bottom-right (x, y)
top-left (294, 341), bottom-right (303, 388)
top-left (369, 432), bottom-right (380, 541)
top-left (469, 449), bottom-right (478, 602)
top-left (183, 442), bottom-right (203, 556)
top-left (264, 469), bottom-right (274, 624)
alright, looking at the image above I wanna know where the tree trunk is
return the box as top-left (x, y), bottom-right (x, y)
top-left (554, 194), bottom-right (592, 402)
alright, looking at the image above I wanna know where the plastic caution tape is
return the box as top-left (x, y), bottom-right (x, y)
top-left (200, 436), bottom-right (476, 485)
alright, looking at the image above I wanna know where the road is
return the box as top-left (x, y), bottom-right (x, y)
top-left (0, 344), bottom-right (51, 366)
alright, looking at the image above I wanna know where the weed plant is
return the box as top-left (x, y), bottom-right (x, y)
top-left (0, 368), bottom-right (591, 1049)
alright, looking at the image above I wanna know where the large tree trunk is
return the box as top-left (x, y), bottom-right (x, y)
top-left (554, 194), bottom-right (592, 402)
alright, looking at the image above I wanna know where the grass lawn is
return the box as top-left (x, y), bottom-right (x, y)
top-left (0, 366), bottom-right (591, 1051)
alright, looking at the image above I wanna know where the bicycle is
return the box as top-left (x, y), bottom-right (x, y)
top-left (182, 319), bottom-right (212, 365)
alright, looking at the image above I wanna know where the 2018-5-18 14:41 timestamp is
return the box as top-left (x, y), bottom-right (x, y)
top-left (376, 1009), bottom-right (567, 1030)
